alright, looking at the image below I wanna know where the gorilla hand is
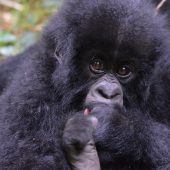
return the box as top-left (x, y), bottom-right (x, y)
top-left (62, 112), bottom-right (100, 170)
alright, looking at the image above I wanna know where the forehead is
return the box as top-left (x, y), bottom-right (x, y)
top-left (70, 0), bottom-right (157, 55)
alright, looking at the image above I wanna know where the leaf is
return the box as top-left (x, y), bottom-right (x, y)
top-left (0, 31), bottom-right (16, 45)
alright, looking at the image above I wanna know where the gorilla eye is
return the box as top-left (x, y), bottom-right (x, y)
top-left (90, 58), bottom-right (105, 74)
top-left (116, 65), bottom-right (133, 78)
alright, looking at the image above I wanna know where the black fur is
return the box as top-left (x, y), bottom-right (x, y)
top-left (152, 0), bottom-right (170, 28)
top-left (0, 0), bottom-right (170, 169)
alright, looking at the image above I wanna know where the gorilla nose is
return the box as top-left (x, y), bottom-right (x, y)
top-left (96, 85), bottom-right (119, 99)
top-left (96, 83), bottom-right (121, 100)
top-left (85, 77), bottom-right (123, 106)
top-left (92, 81), bottom-right (123, 105)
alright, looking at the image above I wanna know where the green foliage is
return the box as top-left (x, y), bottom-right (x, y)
top-left (0, 30), bottom-right (16, 57)
top-left (0, 0), bottom-right (63, 58)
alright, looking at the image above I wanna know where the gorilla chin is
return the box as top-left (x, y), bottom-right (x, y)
top-left (0, 0), bottom-right (170, 170)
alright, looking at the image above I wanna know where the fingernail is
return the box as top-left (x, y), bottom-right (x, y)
top-left (84, 108), bottom-right (90, 116)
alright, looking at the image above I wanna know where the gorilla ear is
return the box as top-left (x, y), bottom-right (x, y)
top-left (54, 48), bottom-right (63, 64)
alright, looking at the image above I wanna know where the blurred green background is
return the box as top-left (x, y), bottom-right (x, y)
top-left (0, 0), bottom-right (63, 59)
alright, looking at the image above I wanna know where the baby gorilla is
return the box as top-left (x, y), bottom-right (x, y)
top-left (63, 1), bottom-right (170, 169)
top-left (60, 0), bottom-right (170, 169)
top-left (0, 0), bottom-right (170, 170)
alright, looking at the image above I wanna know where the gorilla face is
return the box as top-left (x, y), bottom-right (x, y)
top-left (48, 0), bottom-right (166, 102)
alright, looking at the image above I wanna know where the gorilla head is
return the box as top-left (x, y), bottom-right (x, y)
top-left (44, 0), bottom-right (168, 101)
top-left (0, 0), bottom-right (170, 170)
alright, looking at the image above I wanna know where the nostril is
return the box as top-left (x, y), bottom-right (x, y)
top-left (110, 93), bottom-right (120, 99)
top-left (97, 88), bottom-right (119, 99)
top-left (97, 89), bottom-right (109, 99)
